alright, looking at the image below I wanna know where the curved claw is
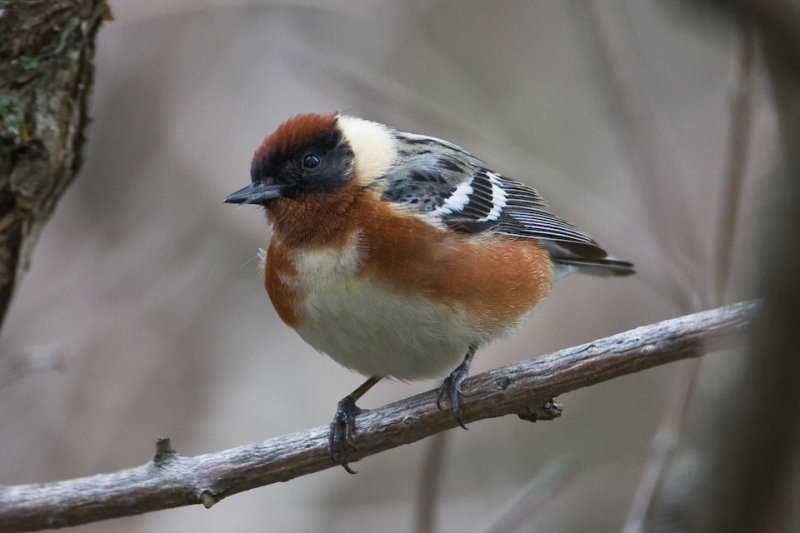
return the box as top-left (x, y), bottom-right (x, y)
top-left (436, 363), bottom-right (472, 429)
top-left (329, 396), bottom-right (363, 474)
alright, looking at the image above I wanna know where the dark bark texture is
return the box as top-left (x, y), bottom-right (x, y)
top-left (0, 0), bottom-right (108, 330)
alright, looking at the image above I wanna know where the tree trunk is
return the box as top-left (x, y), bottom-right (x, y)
top-left (0, 0), bottom-right (108, 330)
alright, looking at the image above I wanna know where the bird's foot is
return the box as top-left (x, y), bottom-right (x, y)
top-left (329, 395), bottom-right (363, 474)
top-left (436, 362), bottom-right (474, 429)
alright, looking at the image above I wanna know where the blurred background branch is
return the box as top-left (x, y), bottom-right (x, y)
top-left (574, 1), bottom-right (701, 311)
top-left (647, 1), bottom-right (800, 531)
top-left (623, 15), bottom-right (756, 533)
top-left (0, 301), bottom-right (756, 532)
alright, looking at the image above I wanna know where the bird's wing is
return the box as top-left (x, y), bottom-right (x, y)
top-left (380, 135), bottom-right (619, 264)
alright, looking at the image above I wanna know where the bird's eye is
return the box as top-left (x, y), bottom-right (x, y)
top-left (302, 153), bottom-right (321, 169)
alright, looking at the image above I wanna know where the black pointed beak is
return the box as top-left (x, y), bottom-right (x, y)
top-left (224, 182), bottom-right (283, 205)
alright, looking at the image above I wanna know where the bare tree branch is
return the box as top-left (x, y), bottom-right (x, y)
top-left (0, 301), bottom-right (756, 532)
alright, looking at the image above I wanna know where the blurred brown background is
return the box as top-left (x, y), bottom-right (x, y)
top-left (0, 1), bottom-right (774, 532)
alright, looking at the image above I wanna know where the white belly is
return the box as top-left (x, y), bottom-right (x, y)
top-left (296, 276), bottom-right (483, 380)
top-left (284, 235), bottom-right (497, 380)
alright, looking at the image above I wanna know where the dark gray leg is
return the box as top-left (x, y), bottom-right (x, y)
top-left (329, 376), bottom-right (381, 474)
top-left (436, 345), bottom-right (477, 429)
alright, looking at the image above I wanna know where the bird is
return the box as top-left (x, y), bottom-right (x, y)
top-left (225, 112), bottom-right (634, 473)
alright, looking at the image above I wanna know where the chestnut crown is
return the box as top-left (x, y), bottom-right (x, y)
top-left (225, 113), bottom-right (356, 205)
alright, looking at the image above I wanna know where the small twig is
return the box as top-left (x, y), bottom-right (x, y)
top-left (0, 301), bottom-right (758, 532)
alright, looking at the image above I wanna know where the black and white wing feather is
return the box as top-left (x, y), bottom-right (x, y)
top-left (381, 132), bottom-right (634, 277)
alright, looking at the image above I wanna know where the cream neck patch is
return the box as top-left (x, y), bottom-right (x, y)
top-left (336, 115), bottom-right (397, 186)
top-left (289, 228), bottom-right (366, 288)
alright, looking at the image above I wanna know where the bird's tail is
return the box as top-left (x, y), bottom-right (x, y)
top-left (551, 255), bottom-right (636, 278)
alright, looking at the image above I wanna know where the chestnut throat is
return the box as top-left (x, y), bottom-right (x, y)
top-left (265, 181), bottom-right (362, 248)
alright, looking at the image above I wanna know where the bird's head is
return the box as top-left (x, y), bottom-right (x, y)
top-left (224, 113), bottom-right (354, 206)
top-left (224, 113), bottom-right (397, 208)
